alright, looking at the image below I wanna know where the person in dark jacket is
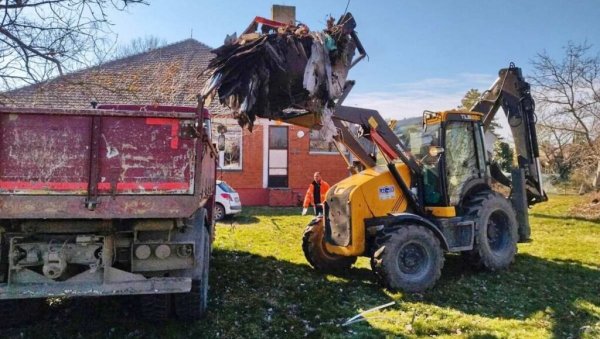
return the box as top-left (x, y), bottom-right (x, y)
top-left (302, 172), bottom-right (330, 216)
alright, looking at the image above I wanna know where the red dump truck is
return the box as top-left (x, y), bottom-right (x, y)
top-left (0, 104), bottom-right (216, 325)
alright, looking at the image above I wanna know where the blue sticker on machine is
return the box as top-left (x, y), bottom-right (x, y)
top-left (378, 185), bottom-right (395, 200)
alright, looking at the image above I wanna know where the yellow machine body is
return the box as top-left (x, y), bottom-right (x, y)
top-left (324, 163), bottom-right (411, 256)
top-left (423, 110), bottom-right (483, 125)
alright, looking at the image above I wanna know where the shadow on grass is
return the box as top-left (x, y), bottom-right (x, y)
top-left (218, 214), bottom-right (260, 225)
top-left (4, 249), bottom-right (396, 338)
top-left (5, 250), bottom-right (599, 338)
top-left (530, 212), bottom-right (600, 224)
top-left (412, 253), bottom-right (600, 338)
top-left (198, 249), bottom-right (397, 338)
top-left (244, 206), bottom-right (302, 216)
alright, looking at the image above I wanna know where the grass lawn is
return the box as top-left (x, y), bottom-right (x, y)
top-left (4, 195), bottom-right (599, 338)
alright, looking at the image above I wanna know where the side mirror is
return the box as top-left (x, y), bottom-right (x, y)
top-left (428, 146), bottom-right (445, 157)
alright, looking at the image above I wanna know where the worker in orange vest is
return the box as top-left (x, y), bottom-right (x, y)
top-left (302, 172), bottom-right (330, 216)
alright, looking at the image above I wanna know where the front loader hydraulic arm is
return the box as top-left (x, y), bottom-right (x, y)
top-left (331, 81), bottom-right (421, 175)
top-left (274, 79), bottom-right (425, 213)
top-left (332, 105), bottom-right (421, 175)
top-left (323, 80), bottom-right (425, 213)
top-left (330, 105), bottom-right (425, 213)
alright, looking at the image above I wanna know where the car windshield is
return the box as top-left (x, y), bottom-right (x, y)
top-left (218, 181), bottom-right (236, 193)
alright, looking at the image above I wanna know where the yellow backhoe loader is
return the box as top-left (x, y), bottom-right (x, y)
top-left (200, 12), bottom-right (548, 292)
top-left (292, 64), bottom-right (547, 292)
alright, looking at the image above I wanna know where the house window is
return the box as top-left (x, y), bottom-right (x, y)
top-left (309, 129), bottom-right (337, 153)
top-left (269, 126), bottom-right (288, 149)
top-left (268, 126), bottom-right (288, 188)
top-left (212, 121), bottom-right (242, 170)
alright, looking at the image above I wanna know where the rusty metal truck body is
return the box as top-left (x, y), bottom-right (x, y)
top-left (0, 104), bottom-right (216, 321)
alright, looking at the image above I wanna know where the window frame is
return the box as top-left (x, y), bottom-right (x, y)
top-left (308, 128), bottom-right (338, 154)
top-left (269, 126), bottom-right (289, 150)
top-left (212, 119), bottom-right (243, 171)
top-left (268, 126), bottom-right (289, 188)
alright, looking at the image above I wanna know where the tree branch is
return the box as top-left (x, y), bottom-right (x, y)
top-left (0, 26), bottom-right (63, 75)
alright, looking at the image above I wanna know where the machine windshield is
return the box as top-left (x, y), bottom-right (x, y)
top-left (393, 117), bottom-right (441, 159)
top-left (393, 117), bottom-right (443, 205)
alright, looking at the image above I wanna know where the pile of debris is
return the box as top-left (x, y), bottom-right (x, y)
top-left (569, 192), bottom-right (600, 221)
top-left (201, 13), bottom-right (365, 133)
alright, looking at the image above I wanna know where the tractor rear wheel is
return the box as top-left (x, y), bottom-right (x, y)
top-left (371, 225), bottom-right (444, 292)
top-left (462, 191), bottom-right (518, 270)
top-left (302, 220), bottom-right (356, 271)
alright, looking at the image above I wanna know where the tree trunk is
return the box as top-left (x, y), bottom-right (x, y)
top-left (593, 159), bottom-right (600, 192)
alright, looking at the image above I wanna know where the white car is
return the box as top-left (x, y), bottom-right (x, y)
top-left (214, 180), bottom-right (242, 221)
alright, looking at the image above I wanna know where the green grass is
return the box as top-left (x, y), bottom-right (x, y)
top-left (4, 195), bottom-right (600, 338)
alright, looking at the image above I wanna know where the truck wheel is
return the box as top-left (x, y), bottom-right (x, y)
top-left (140, 293), bottom-right (172, 321)
top-left (173, 211), bottom-right (210, 320)
top-left (371, 225), bottom-right (444, 292)
top-left (302, 220), bottom-right (356, 271)
top-left (0, 299), bottom-right (44, 328)
top-left (462, 191), bottom-right (518, 270)
top-left (214, 203), bottom-right (225, 221)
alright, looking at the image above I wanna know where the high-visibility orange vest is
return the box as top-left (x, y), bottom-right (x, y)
top-left (303, 180), bottom-right (330, 208)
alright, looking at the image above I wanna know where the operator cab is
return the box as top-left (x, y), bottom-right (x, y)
top-left (393, 110), bottom-right (488, 216)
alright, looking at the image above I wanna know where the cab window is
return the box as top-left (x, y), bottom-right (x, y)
top-left (445, 122), bottom-right (477, 205)
top-left (394, 119), bottom-right (443, 205)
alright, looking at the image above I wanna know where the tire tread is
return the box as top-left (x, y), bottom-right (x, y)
top-left (371, 225), bottom-right (444, 292)
top-left (462, 191), bottom-right (518, 271)
top-left (302, 223), bottom-right (356, 271)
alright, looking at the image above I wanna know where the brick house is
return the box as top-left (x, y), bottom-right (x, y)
top-left (2, 39), bottom-right (350, 206)
top-left (213, 115), bottom-right (351, 206)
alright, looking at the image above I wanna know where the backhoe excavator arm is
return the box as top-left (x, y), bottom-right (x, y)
top-left (470, 63), bottom-right (547, 205)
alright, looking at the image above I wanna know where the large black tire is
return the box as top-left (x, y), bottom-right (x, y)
top-left (302, 220), bottom-right (356, 271)
top-left (371, 225), bottom-right (444, 292)
top-left (173, 209), bottom-right (210, 321)
top-left (462, 191), bottom-right (518, 270)
top-left (0, 299), bottom-right (44, 328)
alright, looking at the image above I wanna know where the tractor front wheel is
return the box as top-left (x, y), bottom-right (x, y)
top-left (302, 220), bottom-right (356, 271)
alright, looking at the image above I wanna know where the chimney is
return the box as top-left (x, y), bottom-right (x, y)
top-left (272, 5), bottom-right (296, 25)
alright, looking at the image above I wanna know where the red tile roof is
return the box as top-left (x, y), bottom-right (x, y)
top-left (1, 39), bottom-right (231, 114)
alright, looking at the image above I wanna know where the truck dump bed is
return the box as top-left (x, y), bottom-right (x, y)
top-left (0, 104), bottom-right (216, 219)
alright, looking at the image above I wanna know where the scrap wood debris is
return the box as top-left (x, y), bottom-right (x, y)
top-left (569, 192), bottom-right (600, 221)
top-left (200, 12), bottom-right (365, 135)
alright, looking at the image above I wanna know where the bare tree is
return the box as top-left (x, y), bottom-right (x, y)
top-left (113, 35), bottom-right (167, 59)
top-left (530, 42), bottom-right (600, 190)
top-left (0, 0), bottom-right (147, 90)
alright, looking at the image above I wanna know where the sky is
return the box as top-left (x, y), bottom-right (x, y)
top-left (109, 0), bottom-right (600, 135)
